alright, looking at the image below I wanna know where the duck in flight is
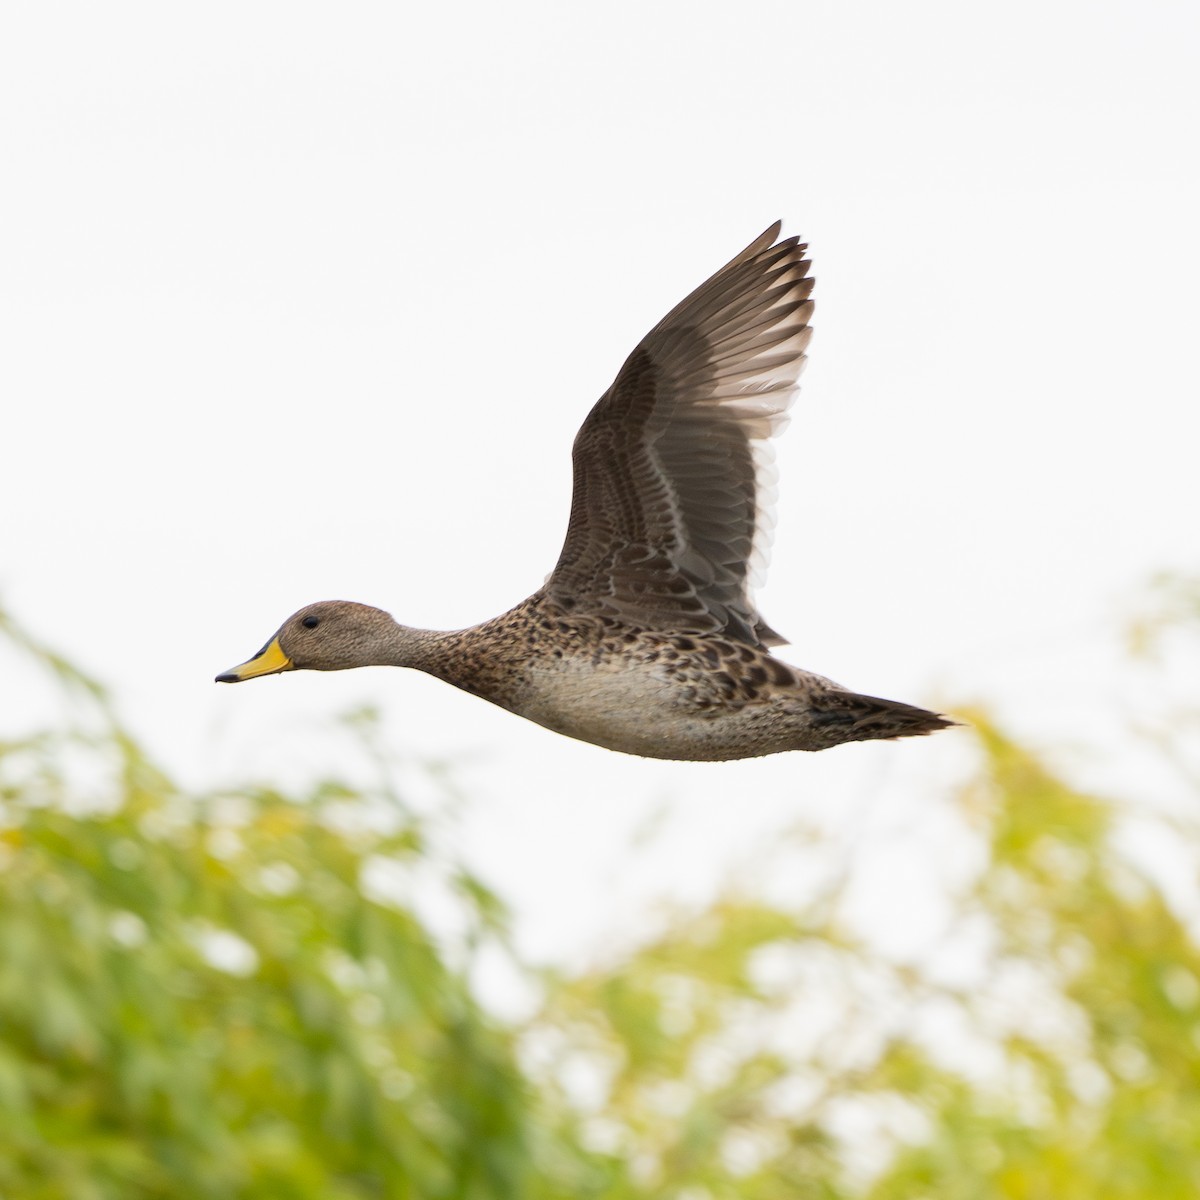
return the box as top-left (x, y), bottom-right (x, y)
top-left (217, 223), bottom-right (952, 760)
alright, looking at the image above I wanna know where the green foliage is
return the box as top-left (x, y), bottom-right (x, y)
top-left (0, 628), bottom-right (529, 1198)
top-left (867, 715), bottom-right (1200, 1199)
top-left (528, 704), bottom-right (1200, 1198)
top-left (1, 584), bottom-right (1199, 1197)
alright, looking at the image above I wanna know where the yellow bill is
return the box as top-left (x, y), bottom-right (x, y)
top-left (215, 636), bottom-right (293, 683)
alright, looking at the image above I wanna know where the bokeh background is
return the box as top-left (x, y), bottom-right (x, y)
top-left (2, 1), bottom-right (1198, 1195)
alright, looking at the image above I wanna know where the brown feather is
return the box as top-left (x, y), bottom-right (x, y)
top-left (547, 224), bottom-right (813, 647)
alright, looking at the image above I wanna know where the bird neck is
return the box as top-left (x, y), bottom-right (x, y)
top-left (377, 617), bottom-right (519, 702)
top-left (374, 622), bottom-right (454, 673)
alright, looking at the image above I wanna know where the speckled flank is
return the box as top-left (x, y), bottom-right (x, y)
top-left (416, 592), bottom-right (953, 762)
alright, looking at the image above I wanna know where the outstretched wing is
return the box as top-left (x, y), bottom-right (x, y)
top-left (545, 223), bottom-right (813, 647)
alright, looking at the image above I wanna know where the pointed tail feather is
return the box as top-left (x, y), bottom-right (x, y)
top-left (809, 690), bottom-right (958, 748)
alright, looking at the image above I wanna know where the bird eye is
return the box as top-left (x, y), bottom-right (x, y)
top-left (302, 615), bottom-right (320, 629)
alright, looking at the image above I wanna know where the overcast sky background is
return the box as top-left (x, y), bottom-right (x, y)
top-left (3, 0), bottom-right (1197, 968)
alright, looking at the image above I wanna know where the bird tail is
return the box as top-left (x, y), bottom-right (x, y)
top-left (808, 690), bottom-right (958, 748)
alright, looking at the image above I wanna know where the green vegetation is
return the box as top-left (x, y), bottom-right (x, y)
top-left (1, 584), bottom-right (1197, 1198)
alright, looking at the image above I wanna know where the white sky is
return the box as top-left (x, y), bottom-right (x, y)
top-left (2, 0), bottom-right (1198, 967)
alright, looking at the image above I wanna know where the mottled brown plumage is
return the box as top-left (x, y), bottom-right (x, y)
top-left (217, 223), bottom-right (953, 760)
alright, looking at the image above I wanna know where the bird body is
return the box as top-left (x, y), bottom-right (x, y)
top-left (218, 224), bottom-right (953, 760)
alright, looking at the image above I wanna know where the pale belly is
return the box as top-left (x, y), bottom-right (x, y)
top-left (501, 656), bottom-right (786, 762)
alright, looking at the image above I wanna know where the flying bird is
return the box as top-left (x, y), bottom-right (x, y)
top-left (217, 224), bottom-right (952, 760)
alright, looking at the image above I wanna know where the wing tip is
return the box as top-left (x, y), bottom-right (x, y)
top-left (731, 220), bottom-right (788, 268)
